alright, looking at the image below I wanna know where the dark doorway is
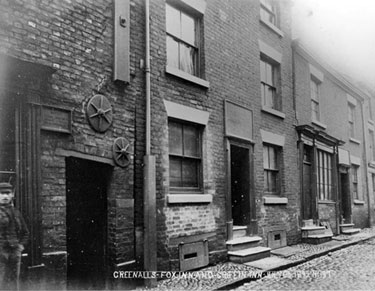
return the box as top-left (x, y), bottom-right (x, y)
top-left (340, 171), bottom-right (351, 223)
top-left (66, 157), bottom-right (111, 290)
top-left (230, 144), bottom-right (251, 226)
top-left (302, 146), bottom-right (313, 220)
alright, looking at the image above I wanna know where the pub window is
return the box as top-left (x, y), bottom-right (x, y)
top-left (168, 120), bottom-right (202, 192)
top-left (317, 149), bottom-right (333, 201)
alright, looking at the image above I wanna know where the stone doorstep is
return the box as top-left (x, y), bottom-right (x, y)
top-left (340, 224), bottom-right (355, 231)
top-left (302, 233), bottom-right (332, 245)
top-left (226, 236), bottom-right (262, 251)
top-left (302, 219), bottom-right (314, 227)
top-left (301, 226), bottom-right (326, 237)
top-left (233, 226), bottom-right (248, 239)
top-left (339, 223), bottom-right (355, 227)
top-left (341, 228), bottom-right (361, 235)
top-left (306, 233), bottom-right (333, 238)
top-left (212, 229), bottom-right (375, 291)
top-left (228, 247), bottom-right (271, 264)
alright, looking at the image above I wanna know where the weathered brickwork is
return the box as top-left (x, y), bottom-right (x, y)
top-left (2, 0), bottom-right (374, 288)
top-left (138, 0), bottom-right (299, 271)
top-left (0, 0), bottom-right (140, 284)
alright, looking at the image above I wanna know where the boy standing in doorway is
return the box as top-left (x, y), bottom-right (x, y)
top-left (0, 182), bottom-right (29, 290)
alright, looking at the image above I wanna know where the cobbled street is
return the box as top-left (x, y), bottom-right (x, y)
top-left (235, 238), bottom-right (375, 290)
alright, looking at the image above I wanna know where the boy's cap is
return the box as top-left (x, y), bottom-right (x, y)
top-left (0, 182), bottom-right (13, 190)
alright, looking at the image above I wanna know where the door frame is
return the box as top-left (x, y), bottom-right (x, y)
top-left (339, 166), bottom-right (352, 223)
top-left (226, 138), bottom-right (256, 240)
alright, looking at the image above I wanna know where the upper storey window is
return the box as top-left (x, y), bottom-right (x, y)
top-left (260, 0), bottom-right (278, 26)
top-left (310, 78), bottom-right (320, 121)
top-left (260, 58), bottom-right (280, 111)
top-left (166, 3), bottom-right (200, 77)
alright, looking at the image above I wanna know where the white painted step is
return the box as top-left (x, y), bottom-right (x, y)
top-left (226, 236), bottom-right (262, 251)
top-left (233, 226), bottom-right (247, 238)
top-left (342, 228), bottom-right (360, 235)
top-left (301, 226), bottom-right (326, 237)
top-left (307, 233), bottom-right (333, 239)
top-left (228, 246), bottom-right (271, 264)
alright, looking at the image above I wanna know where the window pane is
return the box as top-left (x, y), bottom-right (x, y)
top-left (266, 85), bottom-right (274, 108)
top-left (179, 43), bottom-right (195, 75)
top-left (260, 60), bottom-right (266, 82)
top-left (270, 171), bottom-right (277, 192)
top-left (181, 12), bottom-right (195, 46)
top-left (310, 80), bottom-right (319, 101)
top-left (166, 4), bottom-right (180, 37)
top-left (264, 170), bottom-right (269, 190)
top-left (167, 36), bottom-right (179, 69)
top-left (169, 122), bottom-right (183, 155)
top-left (170, 157), bottom-right (182, 187)
top-left (182, 159), bottom-right (199, 187)
top-left (266, 62), bottom-right (273, 85)
top-left (269, 146), bottom-right (276, 169)
top-left (312, 100), bottom-right (319, 120)
top-left (263, 146), bottom-right (269, 168)
top-left (183, 125), bottom-right (200, 157)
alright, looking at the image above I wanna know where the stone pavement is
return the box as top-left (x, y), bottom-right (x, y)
top-left (236, 236), bottom-right (375, 291)
top-left (142, 227), bottom-right (375, 291)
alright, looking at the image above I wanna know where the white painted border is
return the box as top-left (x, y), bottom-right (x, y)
top-left (259, 40), bottom-right (282, 64)
top-left (164, 100), bottom-right (209, 125)
top-left (260, 129), bottom-right (285, 147)
top-left (309, 64), bottom-right (324, 82)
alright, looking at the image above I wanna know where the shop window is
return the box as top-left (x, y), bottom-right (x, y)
top-left (317, 149), bottom-right (333, 201)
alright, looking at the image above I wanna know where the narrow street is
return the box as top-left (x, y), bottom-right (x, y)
top-left (235, 237), bottom-right (375, 290)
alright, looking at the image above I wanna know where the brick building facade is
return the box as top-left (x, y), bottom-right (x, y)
top-left (293, 42), bottom-right (372, 236)
top-left (0, 0), bottom-right (374, 289)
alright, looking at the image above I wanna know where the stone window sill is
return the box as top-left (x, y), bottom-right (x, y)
top-left (368, 161), bottom-right (375, 168)
top-left (354, 199), bottom-right (365, 205)
top-left (263, 196), bottom-right (288, 205)
top-left (167, 194), bottom-right (212, 204)
top-left (318, 200), bottom-right (336, 204)
top-left (165, 66), bottom-right (210, 88)
top-left (261, 106), bottom-right (286, 119)
top-left (260, 18), bottom-right (284, 37)
top-left (349, 138), bottom-right (361, 145)
top-left (312, 119), bottom-right (327, 130)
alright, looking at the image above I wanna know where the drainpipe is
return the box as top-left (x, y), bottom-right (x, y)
top-left (143, 0), bottom-right (157, 287)
top-left (361, 99), bottom-right (372, 227)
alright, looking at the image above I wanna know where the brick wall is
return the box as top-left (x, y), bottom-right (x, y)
top-left (0, 0), bottom-right (141, 278)
top-left (137, 0), bottom-right (299, 271)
